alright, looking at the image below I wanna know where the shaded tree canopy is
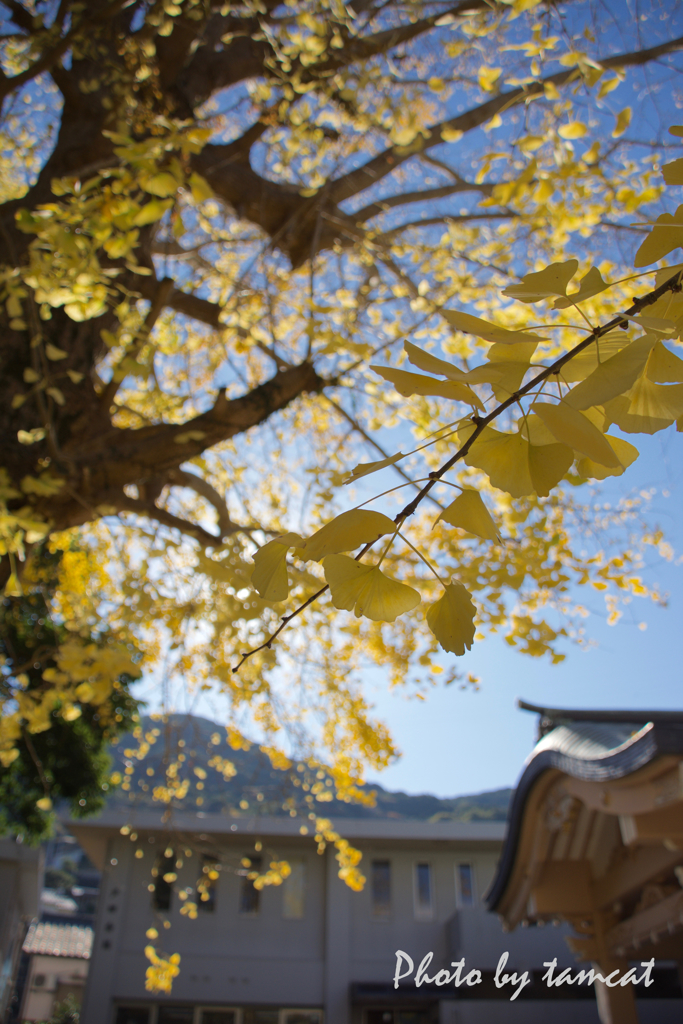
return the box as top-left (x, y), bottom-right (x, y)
top-left (1, 0), bottom-right (682, 826)
top-left (0, 548), bottom-right (140, 840)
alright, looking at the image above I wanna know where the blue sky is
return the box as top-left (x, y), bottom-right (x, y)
top-left (363, 426), bottom-right (683, 797)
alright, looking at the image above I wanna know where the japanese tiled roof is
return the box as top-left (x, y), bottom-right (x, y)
top-left (23, 922), bottom-right (93, 959)
top-left (486, 701), bottom-right (683, 912)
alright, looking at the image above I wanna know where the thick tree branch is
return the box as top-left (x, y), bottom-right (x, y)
top-left (1, 1), bottom-right (34, 33)
top-left (166, 468), bottom-right (247, 539)
top-left (330, 34), bottom-right (683, 205)
top-left (117, 495), bottom-right (223, 547)
top-left (136, 276), bottom-right (224, 330)
top-left (62, 361), bottom-right (326, 500)
top-left (0, 0), bottom-right (132, 103)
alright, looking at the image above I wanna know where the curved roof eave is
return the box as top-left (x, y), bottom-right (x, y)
top-left (486, 716), bottom-right (683, 914)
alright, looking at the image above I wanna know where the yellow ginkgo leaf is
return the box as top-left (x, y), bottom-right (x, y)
top-left (478, 67), bottom-right (502, 92)
top-left (564, 334), bottom-right (656, 409)
top-left (527, 442), bottom-right (575, 497)
top-left (634, 205), bottom-right (683, 267)
top-left (251, 533), bottom-right (304, 602)
top-left (4, 572), bottom-right (22, 596)
top-left (556, 335), bottom-right (625, 383)
top-left (133, 198), bottom-right (174, 226)
top-left (577, 436), bottom-right (639, 480)
top-left (144, 172), bottom-right (180, 197)
top-left (426, 582), bottom-right (476, 655)
top-left (626, 374), bottom-right (683, 421)
top-left (622, 314), bottom-right (677, 334)
top-left (662, 159), bottom-right (683, 186)
top-left (370, 365), bottom-right (484, 409)
top-left (404, 341), bottom-right (469, 381)
top-left (612, 106), bottom-right (631, 138)
top-left (558, 122), bottom-right (587, 140)
top-left (442, 310), bottom-right (543, 345)
top-left (646, 341), bottom-right (683, 383)
top-left (553, 266), bottom-right (608, 308)
top-left (465, 427), bottom-right (533, 497)
top-left (344, 452), bottom-right (407, 483)
top-left (489, 361), bottom-right (532, 401)
top-left (521, 413), bottom-right (556, 446)
top-left (532, 401), bottom-right (621, 467)
top-left (299, 510), bottom-right (396, 562)
top-left (503, 260), bottom-right (579, 303)
top-left (323, 554), bottom-right (420, 621)
top-left (435, 489), bottom-right (500, 541)
top-left (45, 343), bottom-right (68, 360)
top-left (189, 172), bottom-right (214, 202)
top-left (604, 394), bottom-right (673, 435)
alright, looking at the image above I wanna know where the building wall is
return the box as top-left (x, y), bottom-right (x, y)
top-left (80, 825), bottom-right (579, 1024)
top-left (21, 953), bottom-right (89, 1022)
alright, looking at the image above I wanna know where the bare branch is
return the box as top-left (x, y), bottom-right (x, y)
top-left (354, 182), bottom-right (492, 223)
top-left (380, 212), bottom-right (511, 238)
top-left (326, 396), bottom-right (444, 509)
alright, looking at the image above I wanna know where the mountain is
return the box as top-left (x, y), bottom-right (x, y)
top-left (108, 714), bottom-right (511, 823)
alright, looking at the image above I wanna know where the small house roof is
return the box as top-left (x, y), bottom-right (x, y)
top-left (23, 922), bottom-right (93, 959)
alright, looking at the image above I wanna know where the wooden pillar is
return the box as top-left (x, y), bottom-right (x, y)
top-left (591, 956), bottom-right (639, 1024)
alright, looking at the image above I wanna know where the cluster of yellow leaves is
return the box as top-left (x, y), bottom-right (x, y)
top-left (144, 946), bottom-right (180, 993)
top-left (0, 636), bottom-right (140, 768)
top-left (250, 859), bottom-right (292, 890)
top-left (313, 817), bottom-right (365, 891)
top-left (247, 124), bottom-right (682, 661)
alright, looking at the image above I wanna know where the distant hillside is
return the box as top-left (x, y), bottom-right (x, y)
top-left (108, 714), bottom-right (511, 823)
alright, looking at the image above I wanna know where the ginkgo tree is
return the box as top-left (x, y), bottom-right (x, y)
top-left (1, 0), bottom-right (683, 929)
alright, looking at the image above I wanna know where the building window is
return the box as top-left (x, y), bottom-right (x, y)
top-left (115, 1009), bottom-right (150, 1024)
top-left (283, 858), bottom-right (305, 919)
top-left (282, 1012), bottom-right (323, 1024)
top-left (371, 860), bottom-right (391, 916)
top-left (152, 849), bottom-right (175, 911)
top-left (242, 1011), bottom-right (278, 1024)
top-left (239, 855), bottom-right (262, 914)
top-left (200, 1012), bottom-right (238, 1024)
top-left (200, 1011), bottom-right (238, 1024)
top-left (414, 862), bottom-right (433, 919)
top-left (157, 1009), bottom-right (195, 1024)
top-left (456, 863), bottom-right (475, 907)
top-left (197, 855), bottom-right (219, 911)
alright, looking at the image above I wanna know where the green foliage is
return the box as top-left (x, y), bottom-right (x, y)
top-left (0, 549), bottom-right (141, 841)
top-left (36, 995), bottom-right (80, 1024)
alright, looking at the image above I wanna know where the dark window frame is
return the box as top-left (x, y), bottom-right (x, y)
top-left (239, 854), bottom-right (262, 914)
top-left (371, 859), bottom-right (391, 917)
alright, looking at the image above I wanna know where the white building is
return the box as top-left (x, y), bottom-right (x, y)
top-left (70, 808), bottom-right (592, 1024)
top-left (20, 921), bottom-right (93, 1021)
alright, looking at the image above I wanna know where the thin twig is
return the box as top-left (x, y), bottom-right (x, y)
top-left (233, 269), bottom-right (683, 670)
